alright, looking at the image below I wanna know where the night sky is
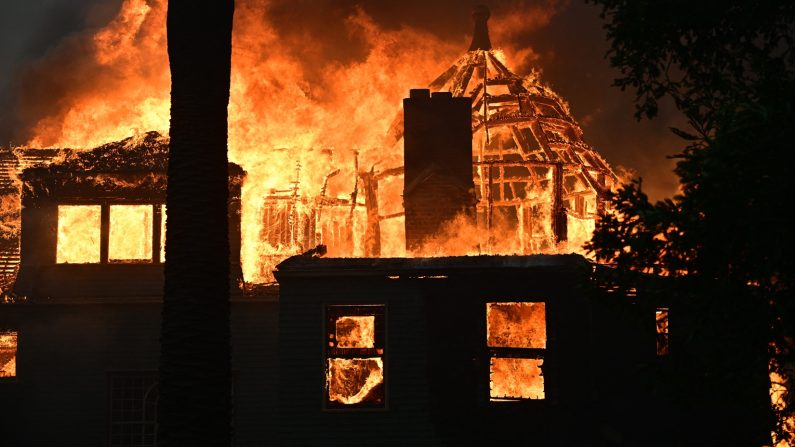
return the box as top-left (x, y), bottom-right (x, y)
top-left (0, 0), bottom-right (684, 200)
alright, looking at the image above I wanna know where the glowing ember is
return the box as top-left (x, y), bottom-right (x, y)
top-left (0, 331), bottom-right (17, 378)
top-left (56, 205), bottom-right (102, 264)
top-left (109, 205), bottom-right (153, 262)
top-left (487, 302), bottom-right (546, 349)
top-left (335, 316), bottom-right (375, 349)
top-left (326, 358), bottom-right (384, 405)
top-left (490, 357), bottom-right (544, 400)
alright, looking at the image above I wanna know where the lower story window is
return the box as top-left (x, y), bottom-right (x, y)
top-left (0, 330), bottom-right (17, 378)
top-left (487, 301), bottom-right (547, 401)
top-left (325, 305), bottom-right (385, 408)
top-left (109, 372), bottom-right (158, 447)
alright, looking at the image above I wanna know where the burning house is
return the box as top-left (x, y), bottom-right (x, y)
top-left (255, 6), bottom-right (616, 278)
top-left (0, 5), bottom-right (775, 447)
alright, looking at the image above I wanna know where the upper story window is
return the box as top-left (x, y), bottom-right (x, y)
top-left (325, 305), bottom-right (385, 409)
top-left (487, 301), bottom-right (546, 401)
top-left (57, 205), bottom-right (102, 263)
top-left (109, 205), bottom-right (153, 262)
top-left (56, 204), bottom-right (164, 264)
top-left (0, 330), bottom-right (17, 379)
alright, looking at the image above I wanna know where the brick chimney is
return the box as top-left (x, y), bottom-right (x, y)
top-left (403, 89), bottom-right (475, 252)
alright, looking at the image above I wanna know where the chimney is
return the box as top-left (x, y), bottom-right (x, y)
top-left (468, 5), bottom-right (492, 51)
top-left (403, 89), bottom-right (475, 252)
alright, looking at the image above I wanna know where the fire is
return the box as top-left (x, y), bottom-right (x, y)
top-left (487, 302), bottom-right (546, 349)
top-left (326, 358), bottom-right (384, 405)
top-left (109, 205), bottom-right (153, 262)
top-left (335, 316), bottom-right (375, 349)
top-left (490, 357), bottom-right (544, 400)
top-left (0, 331), bottom-right (17, 378)
top-left (56, 205), bottom-right (102, 264)
top-left (15, 0), bottom-right (607, 283)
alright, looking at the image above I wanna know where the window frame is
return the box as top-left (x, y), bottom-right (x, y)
top-left (55, 201), bottom-right (164, 265)
top-left (323, 304), bottom-right (387, 411)
top-left (486, 300), bottom-right (547, 403)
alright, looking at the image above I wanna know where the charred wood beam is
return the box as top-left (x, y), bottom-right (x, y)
top-left (553, 162), bottom-right (567, 243)
top-left (378, 211), bottom-right (405, 221)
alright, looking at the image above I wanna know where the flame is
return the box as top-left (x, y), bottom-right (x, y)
top-left (487, 302), bottom-right (546, 349)
top-left (56, 205), bottom-right (102, 264)
top-left (109, 205), bottom-right (153, 262)
top-left (18, 0), bottom-right (593, 282)
top-left (326, 357), bottom-right (384, 405)
top-left (0, 332), bottom-right (17, 378)
top-left (490, 357), bottom-right (544, 400)
top-left (335, 316), bottom-right (375, 349)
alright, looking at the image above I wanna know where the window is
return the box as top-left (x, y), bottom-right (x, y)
top-left (56, 204), bottom-right (165, 264)
top-left (57, 205), bottom-right (102, 263)
top-left (0, 330), bottom-right (17, 378)
top-left (108, 372), bottom-right (158, 447)
top-left (325, 305), bottom-right (385, 408)
top-left (109, 205), bottom-right (153, 262)
top-left (486, 302), bottom-right (546, 401)
top-left (656, 308), bottom-right (669, 356)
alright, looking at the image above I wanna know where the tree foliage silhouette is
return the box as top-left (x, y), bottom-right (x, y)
top-left (587, 0), bottom-right (795, 443)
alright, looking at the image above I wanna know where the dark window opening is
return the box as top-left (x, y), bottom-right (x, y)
top-left (108, 372), bottom-right (158, 447)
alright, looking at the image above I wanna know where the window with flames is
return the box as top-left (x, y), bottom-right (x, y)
top-left (487, 302), bottom-right (546, 401)
top-left (656, 308), bottom-right (669, 356)
top-left (325, 305), bottom-right (385, 409)
top-left (56, 204), bottom-right (166, 264)
top-left (0, 330), bottom-right (17, 379)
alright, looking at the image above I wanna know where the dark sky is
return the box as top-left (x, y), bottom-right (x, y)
top-left (0, 0), bottom-right (683, 200)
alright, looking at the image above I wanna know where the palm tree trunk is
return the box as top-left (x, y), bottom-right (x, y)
top-left (159, 1), bottom-right (235, 445)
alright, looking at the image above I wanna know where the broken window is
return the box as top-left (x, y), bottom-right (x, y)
top-left (487, 302), bottom-right (546, 401)
top-left (57, 205), bottom-right (102, 263)
top-left (108, 372), bottom-right (158, 447)
top-left (0, 330), bottom-right (17, 378)
top-left (656, 308), bottom-right (669, 356)
top-left (325, 305), bottom-right (385, 408)
top-left (109, 205), bottom-right (153, 262)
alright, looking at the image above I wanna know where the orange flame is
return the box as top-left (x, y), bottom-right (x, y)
top-left (19, 0), bottom-right (587, 282)
top-left (56, 205), bottom-right (102, 264)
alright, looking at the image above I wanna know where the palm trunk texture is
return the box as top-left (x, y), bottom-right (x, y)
top-left (159, 1), bottom-right (235, 445)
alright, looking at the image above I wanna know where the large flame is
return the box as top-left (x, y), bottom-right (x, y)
top-left (20, 0), bottom-right (463, 282)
